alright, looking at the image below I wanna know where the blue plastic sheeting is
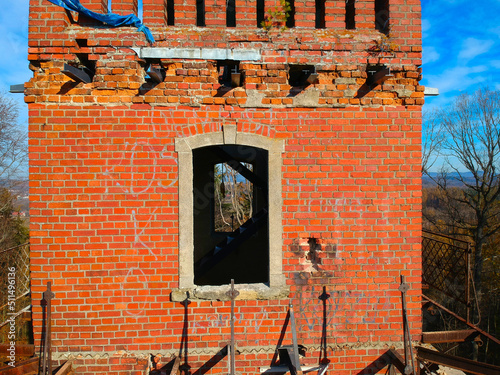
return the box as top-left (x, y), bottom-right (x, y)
top-left (47, 0), bottom-right (155, 44)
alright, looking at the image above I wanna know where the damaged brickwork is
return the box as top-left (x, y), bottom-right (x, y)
top-left (27, 0), bottom-right (423, 373)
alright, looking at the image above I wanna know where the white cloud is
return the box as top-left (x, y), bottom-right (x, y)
top-left (423, 46), bottom-right (440, 64)
top-left (457, 38), bottom-right (495, 61)
top-left (424, 65), bottom-right (489, 94)
top-left (422, 19), bottom-right (431, 33)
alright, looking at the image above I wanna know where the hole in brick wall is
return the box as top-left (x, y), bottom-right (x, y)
top-left (307, 238), bottom-right (321, 271)
top-left (75, 38), bottom-right (87, 48)
top-left (196, 0), bottom-right (206, 26)
top-left (217, 61), bottom-right (242, 87)
top-left (315, 0), bottom-right (325, 28)
top-left (145, 61), bottom-right (165, 84)
top-left (226, 0), bottom-right (236, 27)
top-left (287, 0), bottom-right (295, 28)
top-left (288, 64), bottom-right (315, 87)
top-left (167, 0), bottom-right (175, 25)
top-left (375, 0), bottom-right (389, 34)
top-left (345, 0), bottom-right (355, 29)
top-left (257, 0), bottom-right (265, 27)
top-left (74, 53), bottom-right (95, 82)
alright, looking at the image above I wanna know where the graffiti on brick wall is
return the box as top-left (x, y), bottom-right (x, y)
top-left (101, 125), bottom-right (178, 197)
top-left (191, 311), bottom-right (270, 334)
top-left (117, 209), bottom-right (159, 316)
top-left (296, 289), bottom-right (391, 332)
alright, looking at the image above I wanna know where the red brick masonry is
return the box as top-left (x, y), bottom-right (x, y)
top-left (27, 0), bottom-right (423, 373)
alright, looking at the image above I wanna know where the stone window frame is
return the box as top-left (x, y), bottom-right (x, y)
top-left (172, 125), bottom-right (287, 301)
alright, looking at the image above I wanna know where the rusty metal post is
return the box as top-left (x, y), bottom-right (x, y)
top-left (289, 302), bottom-right (303, 375)
top-left (226, 279), bottom-right (239, 375)
top-left (41, 281), bottom-right (55, 375)
top-left (399, 276), bottom-right (415, 375)
top-left (466, 242), bottom-right (471, 324)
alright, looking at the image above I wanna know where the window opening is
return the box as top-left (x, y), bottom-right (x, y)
top-left (218, 61), bottom-right (241, 87)
top-left (196, 0), bottom-right (205, 26)
top-left (214, 162), bottom-right (254, 233)
top-left (167, 0), bottom-right (175, 25)
top-left (257, 0), bottom-right (265, 27)
top-left (288, 64), bottom-right (316, 87)
top-left (375, 0), bottom-right (389, 34)
top-left (345, 0), bottom-right (355, 29)
top-left (286, 0), bottom-right (295, 28)
top-left (227, 0), bottom-right (236, 27)
top-left (193, 145), bottom-right (269, 286)
top-left (315, 0), bottom-right (325, 28)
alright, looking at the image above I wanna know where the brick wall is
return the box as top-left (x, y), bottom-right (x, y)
top-left (27, 0), bottom-right (423, 373)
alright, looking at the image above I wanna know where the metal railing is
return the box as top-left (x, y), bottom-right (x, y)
top-left (422, 231), bottom-right (472, 322)
top-left (0, 243), bottom-right (31, 338)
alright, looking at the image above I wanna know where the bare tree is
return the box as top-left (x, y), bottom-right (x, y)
top-left (424, 88), bottom-right (500, 316)
top-left (0, 93), bottom-right (28, 249)
top-left (422, 108), bottom-right (444, 174)
top-left (0, 93), bottom-right (28, 184)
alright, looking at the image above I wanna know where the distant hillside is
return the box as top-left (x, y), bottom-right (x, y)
top-left (423, 172), bottom-right (478, 188)
top-left (0, 179), bottom-right (29, 215)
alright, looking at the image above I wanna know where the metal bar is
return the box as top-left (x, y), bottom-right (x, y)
top-left (422, 230), bottom-right (470, 245)
top-left (417, 347), bottom-right (500, 375)
top-left (0, 343), bottom-right (35, 358)
top-left (226, 279), bottom-right (239, 375)
top-left (399, 276), bottom-right (415, 375)
top-left (421, 330), bottom-right (480, 344)
top-left (289, 303), bottom-right (303, 375)
top-left (386, 349), bottom-right (406, 375)
top-left (466, 242), bottom-right (471, 323)
top-left (170, 356), bottom-right (181, 375)
top-left (0, 242), bottom-right (30, 256)
top-left (42, 281), bottom-right (55, 375)
top-left (61, 63), bottom-right (92, 83)
top-left (0, 291), bottom-right (30, 312)
top-left (0, 304), bottom-right (31, 328)
top-left (422, 294), bottom-right (500, 345)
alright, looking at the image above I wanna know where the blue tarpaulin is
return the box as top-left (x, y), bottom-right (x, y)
top-left (47, 0), bottom-right (155, 44)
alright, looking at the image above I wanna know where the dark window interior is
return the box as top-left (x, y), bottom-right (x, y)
top-left (193, 145), bottom-right (269, 286)
top-left (375, 0), bottom-right (389, 33)
top-left (315, 0), bottom-right (325, 28)
top-left (227, 0), bottom-right (236, 27)
top-left (346, 0), bottom-right (355, 29)
top-left (196, 0), bottom-right (205, 26)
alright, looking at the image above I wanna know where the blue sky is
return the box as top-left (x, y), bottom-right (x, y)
top-left (0, 0), bottom-right (499, 126)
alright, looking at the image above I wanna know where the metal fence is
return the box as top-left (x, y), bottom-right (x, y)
top-left (422, 231), bottom-right (472, 322)
top-left (0, 242), bottom-right (31, 340)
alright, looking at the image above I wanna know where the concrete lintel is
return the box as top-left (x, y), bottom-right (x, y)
top-left (132, 47), bottom-right (262, 61)
top-left (424, 87), bottom-right (439, 96)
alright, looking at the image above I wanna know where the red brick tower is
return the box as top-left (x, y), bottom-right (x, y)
top-left (27, 0), bottom-right (423, 373)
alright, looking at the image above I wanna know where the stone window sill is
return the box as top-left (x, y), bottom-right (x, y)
top-left (171, 283), bottom-right (289, 301)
